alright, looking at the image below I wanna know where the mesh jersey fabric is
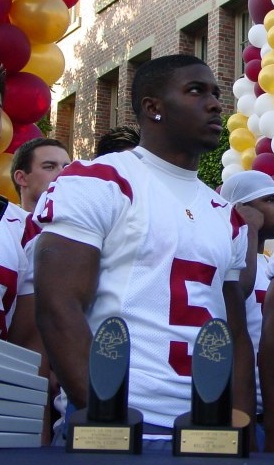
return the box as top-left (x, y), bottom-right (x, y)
top-left (34, 148), bottom-right (248, 428)
top-left (0, 202), bottom-right (40, 338)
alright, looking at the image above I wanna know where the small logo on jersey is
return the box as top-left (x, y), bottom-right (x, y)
top-left (185, 209), bottom-right (194, 220)
top-left (211, 199), bottom-right (228, 209)
top-left (6, 218), bottom-right (21, 223)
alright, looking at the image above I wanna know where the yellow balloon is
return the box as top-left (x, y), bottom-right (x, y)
top-left (261, 50), bottom-right (274, 67)
top-left (9, 0), bottom-right (70, 44)
top-left (258, 64), bottom-right (274, 95)
top-left (241, 148), bottom-right (256, 170)
top-left (267, 26), bottom-right (274, 50)
top-left (0, 111), bottom-right (13, 153)
top-left (264, 10), bottom-right (274, 32)
top-left (0, 153), bottom-right (20, 204)
top-left (229, 128), bottom-right (256, 152)
top-left (227, 113), bottom-right (248, 133)
top-left (21, 43), bottom-right (65, 86)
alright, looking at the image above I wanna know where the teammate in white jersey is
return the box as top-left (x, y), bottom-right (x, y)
top-left (220, 170), bottom-right (274, 451)
top-left (34, 55), bottom-right (255, 445)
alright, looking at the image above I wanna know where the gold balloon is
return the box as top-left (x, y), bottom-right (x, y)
top-left (261, 50), bottom-right (274, 67)
top-left (0, 153), bottom-right (20, 204)
top-left (267, 26), bottom-right (274, 50)
top-left (0, 111), bottom-right (13, 153)
top-left (264, 10), bottom-right (274, 32)
top-left (9, 0), bottom-right (70, 44)
top-left (21, 43), bottom-right (65, 86)
top-left (258, 64), bottom-right (274, 95)
top-left (229, 128), bottom-right (256, 152)
top-left (241, 148), bottom-right (256, 170)
top-left (227, 113), bottom-right (248, 133)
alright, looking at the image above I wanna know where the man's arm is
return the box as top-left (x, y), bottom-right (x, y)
top-left (258, 278), bottom-right (274, 452)
top-left (236, 204), bottom-right (264, 298)
top-left (34, 232), bottom-right (100, 409)
top-left (223, 281), bottom-right (256, 444)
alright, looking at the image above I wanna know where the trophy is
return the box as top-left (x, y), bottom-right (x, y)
top-left (173, 318), bottom-right (250, 458)
top-left (66, 316), bottom-right (143, 454)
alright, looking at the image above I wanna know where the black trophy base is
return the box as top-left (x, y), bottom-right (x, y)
top-left (173, 409), bottom-right (250, 458)
top-left (66, 407), bottom-right (143, 454)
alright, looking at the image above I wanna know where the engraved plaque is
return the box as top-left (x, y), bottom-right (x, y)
top-left (173, 319), bottom-right (250, 458)
top-left (73, 426), bottom-right (130, 450)
top-left (66, 317), bottom-right (143, 454)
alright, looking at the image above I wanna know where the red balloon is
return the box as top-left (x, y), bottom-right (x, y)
top-left (0, 24), bottom-right (30, 73)
top-left (245, 59), bottom-right (261, 82)
top-left (5, 123), bottom-right (43, 154)
top-left (62, 0), bottom-right (79, 7)
top-left (255, 138), bottom-right (272, 155)
top-left (242, 45), bottom-right (261, 63)
top-left (252, 153), bottom-right (274, 176)
top-left (254, 82), bottom-right (265, 98)
top-left (0, 0), bottom-right (12, 22)
top-left (248, 0), bottom-right (273, 24)
top-left (3, 72), bottom-right (51, 125)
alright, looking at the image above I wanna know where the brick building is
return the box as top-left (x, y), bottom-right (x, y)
top-left (51, 0), bottom-right (250, 159)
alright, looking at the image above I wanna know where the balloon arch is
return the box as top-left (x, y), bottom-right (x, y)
top-left (0, 0), bottom-right (79, 203)
top-left (222, 0), bottom-right (274, 181)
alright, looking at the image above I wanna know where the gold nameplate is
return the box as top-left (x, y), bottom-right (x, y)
top-left (73, 426), bottom-right (130, 450)
top-left (180, 429), bottom-right (239, 454)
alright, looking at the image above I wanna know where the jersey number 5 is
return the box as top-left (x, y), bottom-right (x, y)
top-left (169, 258), bottom-right (216, 376)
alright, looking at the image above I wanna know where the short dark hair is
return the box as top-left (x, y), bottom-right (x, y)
top-left (0, 64), bottom-right (6, 102)
top-left (10, 137), bottom-right (68, 195)
top-left (96, 125), bottom-right (140, 157)
top-left (131, 54), bottom-right (208, 119)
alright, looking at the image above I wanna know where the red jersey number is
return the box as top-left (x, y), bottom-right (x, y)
top-left (169, 258), bottom-right (216, 376)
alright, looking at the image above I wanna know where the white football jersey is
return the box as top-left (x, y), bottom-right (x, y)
top-left (35, 148), bottom-right (248, 427)
top-left (0, 203), bottom-right (40, 339)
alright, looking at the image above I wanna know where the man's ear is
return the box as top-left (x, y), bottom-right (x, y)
top-left (141, 97), bottom-right (162, 122)
top-left (13, 170), bottom-right (28, 188)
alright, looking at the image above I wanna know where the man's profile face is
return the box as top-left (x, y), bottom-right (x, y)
top-left (158, 64), bottom-right (222, 154)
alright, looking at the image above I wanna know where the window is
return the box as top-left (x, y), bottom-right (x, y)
top-left (195, 27), bottom-right (208, 62)
top-left (235, 8), bottom-right (252, 78)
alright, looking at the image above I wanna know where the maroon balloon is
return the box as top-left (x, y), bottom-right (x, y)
top-left (248, 0), bottom-right (273, 24)
top-left (4, 72), bottom-right (51, 125)
top-left (252, 153), bottom-right (274, 176)
top-left (6, 123), bottom-right (43, 154)
top-left (255, 138), bottom-right (272, 155)
top-left (254, 82), bottom-right (265, 98)
top-left (62, 0), bottom-right (79, 7)
top-left (0, 0), bottom-right (11, 22)
top-left (0, 24), bottom-right (31, 73)
top-left (242, 45), bottom-right (261, 63)
top-left (245, 59), bottom-right (261, 82)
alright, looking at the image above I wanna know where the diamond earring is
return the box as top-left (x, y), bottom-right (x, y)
top-left (155, 114), bottom-right (161, 121)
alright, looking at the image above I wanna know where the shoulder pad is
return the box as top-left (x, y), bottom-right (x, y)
top-left (0, 195), bottom-right (8, 221)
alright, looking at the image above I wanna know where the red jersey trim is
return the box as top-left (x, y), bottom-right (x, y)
top-left (60, 162), bottom-right (133, 203)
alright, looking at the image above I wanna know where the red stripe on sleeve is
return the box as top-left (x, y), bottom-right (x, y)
top-left (21, 214), bottom-right (41, 248)
top-left (60, 162), bottom-right (133, 203)
top-left (231, 207), bottom-right (246, 240)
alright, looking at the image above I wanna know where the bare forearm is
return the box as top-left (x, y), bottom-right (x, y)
top-left (37, 304), bottom-right (92, 409)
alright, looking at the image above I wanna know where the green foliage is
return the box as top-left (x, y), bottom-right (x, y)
top-left (198, 115), bottom-right (229, 190)
top-left (37, 115), bottom-right (53, 136)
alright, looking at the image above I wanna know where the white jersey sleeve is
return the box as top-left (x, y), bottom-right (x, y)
top-left (34, 159), bottom-right (133, 250)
